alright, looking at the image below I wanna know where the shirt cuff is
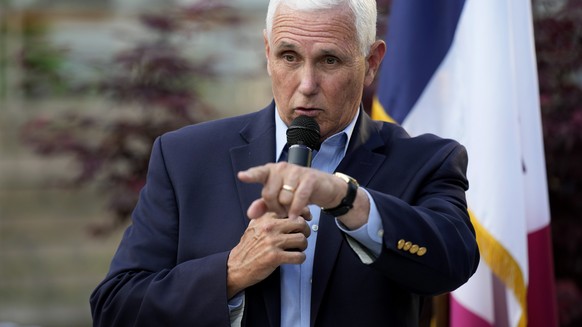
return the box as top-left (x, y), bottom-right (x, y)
top-left (228, 292), bottom-right (245, 326)
top-left (335, 188), bottom-right (383, 257)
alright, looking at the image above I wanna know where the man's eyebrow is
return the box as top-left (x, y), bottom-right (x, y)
top-left (273, 41), bottom-right (343, 58)
top-left (275, 41), bottom-right (297, 50)
top-left (321, 49), bottom-right (339, 56)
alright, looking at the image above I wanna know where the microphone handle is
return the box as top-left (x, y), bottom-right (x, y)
top-left (287, 144), bottom-right (312, 167)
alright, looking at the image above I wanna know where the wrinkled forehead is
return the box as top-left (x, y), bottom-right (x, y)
top-left (270, 11), bottom-right (359, 58)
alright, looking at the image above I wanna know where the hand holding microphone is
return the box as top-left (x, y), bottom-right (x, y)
top-left (238, 115), bottom-right (366, 226)
top-left (238, 116), bottom-right (326, 219)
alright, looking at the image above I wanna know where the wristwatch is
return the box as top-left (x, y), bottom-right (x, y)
top-left (321, 172), bottom-right (359, 216)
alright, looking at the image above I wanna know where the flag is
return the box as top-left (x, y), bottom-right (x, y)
top-left (372, 0), bottom-right (558, 326)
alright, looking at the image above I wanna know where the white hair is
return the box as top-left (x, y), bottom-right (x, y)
top-left (265, 0), bottom-right (378, 56)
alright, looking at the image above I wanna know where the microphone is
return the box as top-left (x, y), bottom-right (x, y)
top-left (286, 116), bottom-right (321, 167)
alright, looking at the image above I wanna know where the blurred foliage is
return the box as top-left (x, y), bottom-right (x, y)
top-left (17, 12), bottom-right (71, 98)
top-left (533, 0), bottom-right (582, 326)
top-left (536, 1), bottom-right (582, 218)
top-left (20, 0), bottom-right (242, 235)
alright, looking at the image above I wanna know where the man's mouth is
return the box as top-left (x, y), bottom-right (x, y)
top-left (294, 107), bottom-right (321, 117)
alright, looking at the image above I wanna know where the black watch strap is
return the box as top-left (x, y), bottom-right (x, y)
top-left (322, 172), bottom-right (359, 216)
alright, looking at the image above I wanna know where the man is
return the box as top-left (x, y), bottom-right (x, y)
top-left (91, 0), bottom-right (479, 326)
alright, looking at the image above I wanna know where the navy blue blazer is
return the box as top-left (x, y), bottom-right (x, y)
top-left (91, 102), bottom-right (479, 327)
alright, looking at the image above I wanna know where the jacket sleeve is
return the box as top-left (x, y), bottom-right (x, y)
top-left (367, 141), bottom-right (479, 295)
top-left (90, 136), bottom-right (232, 327)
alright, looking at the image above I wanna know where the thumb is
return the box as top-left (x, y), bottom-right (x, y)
top-left (247, 198), bottom-right (269, 219)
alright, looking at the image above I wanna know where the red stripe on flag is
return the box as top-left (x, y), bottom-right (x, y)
top-left (450, 296), bottom-right (492, 327)
top-left (527, 225), bottom-right (558, 327)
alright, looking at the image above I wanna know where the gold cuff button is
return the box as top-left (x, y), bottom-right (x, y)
top-left (409, 244), bottom-right (419, 254)
top-left (397, 239), bottom-right (405, 250)
top-left (417, 247), bottom-right (427, 256)
top-left (403, 241), bottom-right (412, 251)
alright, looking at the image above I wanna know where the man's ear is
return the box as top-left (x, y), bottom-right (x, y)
top-left (364, 40), bottom-right (386, 86)
top-left (264, 30), bottom-right (272, 76)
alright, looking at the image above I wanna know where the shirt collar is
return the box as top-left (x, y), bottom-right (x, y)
top-left (275, 106), bottom-right (359, 162)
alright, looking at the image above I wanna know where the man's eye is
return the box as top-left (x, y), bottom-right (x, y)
top-left (283, 54), bottom-right (296, 62)
top-left (324, 57), bottom-right (339, 65)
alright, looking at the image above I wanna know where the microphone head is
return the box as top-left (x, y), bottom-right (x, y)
top-left (286, 116), bottom-right (321, 150)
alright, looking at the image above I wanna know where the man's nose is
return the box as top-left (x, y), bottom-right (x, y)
top-left (297, 65), bottom-right (319, 96)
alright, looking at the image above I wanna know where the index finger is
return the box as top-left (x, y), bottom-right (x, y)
top-left (237, 165), bottom-right (271, 184)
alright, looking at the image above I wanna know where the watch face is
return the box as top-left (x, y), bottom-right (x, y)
top-left (334, 172), bottom-right (358, 186)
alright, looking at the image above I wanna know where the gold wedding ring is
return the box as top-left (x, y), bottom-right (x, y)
top-left (282, 184), bottom-right (295, 193)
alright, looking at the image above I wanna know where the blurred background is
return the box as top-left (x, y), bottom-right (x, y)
top-left (0, 0), bottom-right (580, 326)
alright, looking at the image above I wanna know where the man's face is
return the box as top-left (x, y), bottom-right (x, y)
top-left (265, 5), bottom-right (383, 140)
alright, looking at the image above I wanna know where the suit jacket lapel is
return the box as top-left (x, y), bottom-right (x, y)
top-left (310, 112), bottom-right (387, 326)
top-left (230, 103), bottom-right (281, 326)
top-left (337, 111), bottom-right (387, 186)
top-left (231, 103), bottom-right (277, 228)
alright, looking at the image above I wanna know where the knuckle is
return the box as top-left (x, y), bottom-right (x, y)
top-left (261, 186), bottom-right (277, 200)
top-left (265, 250), bottom-right (281, 263)
top-left (261, 220), bottom-right (276, 233)
top-left (294, 187), bottom-right (310, 200)
top-left (275, 161), bottom-right (289, 170)
top-left (298, 238), bottom-right (308, 251)
top-left (294, 252), bottom-right (306, 264)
